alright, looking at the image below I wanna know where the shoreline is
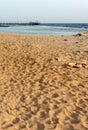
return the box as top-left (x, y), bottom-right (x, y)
top-left (0, 31), bottom-right (88, 36)
top-left (0, 33), bottom-right (88, 130)
top-left (0, 32), bottom-right (75, 36)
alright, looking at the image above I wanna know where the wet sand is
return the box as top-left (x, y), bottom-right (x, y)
top-left (0, 33), bottom-right (88, 130)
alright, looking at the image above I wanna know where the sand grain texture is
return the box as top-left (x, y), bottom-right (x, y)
top-left (0, 34), bottom-right (88, 130)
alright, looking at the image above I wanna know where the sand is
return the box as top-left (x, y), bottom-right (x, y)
top-left (0, 33), bottom-right (88, 130)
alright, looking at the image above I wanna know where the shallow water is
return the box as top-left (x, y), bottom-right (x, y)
top-left (0, 24), bottom-right (88, 35)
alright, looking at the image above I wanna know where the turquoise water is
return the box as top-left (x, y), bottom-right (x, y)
top-left (0, 24), bottom-right (88, 35)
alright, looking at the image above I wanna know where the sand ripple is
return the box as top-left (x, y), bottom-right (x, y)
top-left (0, 34), bottom-right (88, 130)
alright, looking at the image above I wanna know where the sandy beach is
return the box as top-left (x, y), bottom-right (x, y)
top-left (0, 33), bottom-right (88, 130)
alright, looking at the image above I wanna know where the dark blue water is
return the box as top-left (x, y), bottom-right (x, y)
top-left (0, 23), bottom-right (88, 35)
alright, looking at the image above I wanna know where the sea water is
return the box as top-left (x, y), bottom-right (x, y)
top-left (0, 23), bottom-right (88, 35)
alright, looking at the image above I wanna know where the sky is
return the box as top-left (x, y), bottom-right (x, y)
top-left (0, 0), bottom-right (88, 23)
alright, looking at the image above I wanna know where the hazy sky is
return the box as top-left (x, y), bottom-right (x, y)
top-left (0, 0), bottom-right (88, 23)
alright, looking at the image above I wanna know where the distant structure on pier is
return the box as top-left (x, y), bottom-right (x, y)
top-left (29, 21), bottom-right (40, 25)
